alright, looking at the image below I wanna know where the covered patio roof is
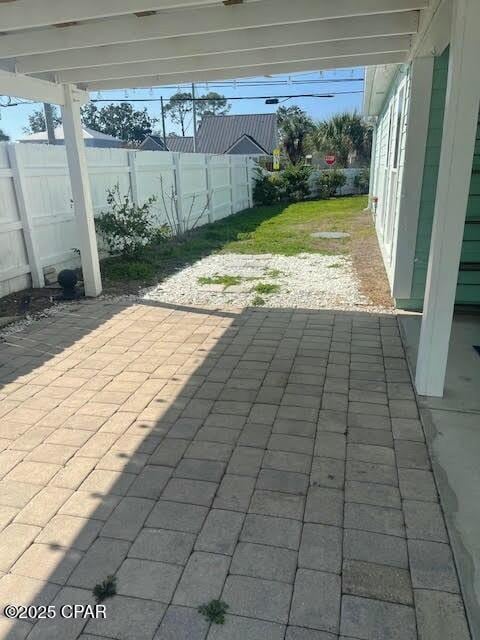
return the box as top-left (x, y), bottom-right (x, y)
top-left (0, 0), bottom-right (429, 98)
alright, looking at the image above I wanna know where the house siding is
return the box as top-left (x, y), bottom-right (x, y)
top-left (396, 47), bottom-right (480, 309)
top-left (370, 65), bottom-right (410, 286)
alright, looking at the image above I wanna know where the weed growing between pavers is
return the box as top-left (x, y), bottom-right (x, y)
top-left (92, 575), bottom-right (117, 603)
top-left (198, 600), bottom-right (229, 624)
top-left (251, 295), bottom-right (266, 306)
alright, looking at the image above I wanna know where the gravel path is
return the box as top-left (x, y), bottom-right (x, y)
top-left (144, 252), bottom-right (382, 311)
top-left (0, 252), bottom-right (390, 338)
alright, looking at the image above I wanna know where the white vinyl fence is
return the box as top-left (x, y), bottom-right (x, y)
top-left (309, 167), bottom-right (365, 196)
top-left (0, 143), bottom-right (255, 298)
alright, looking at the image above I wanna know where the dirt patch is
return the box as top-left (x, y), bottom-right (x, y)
top-left (350, 211), bottom-right (394, 309)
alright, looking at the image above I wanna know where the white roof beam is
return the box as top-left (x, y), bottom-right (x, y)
top-left (0, 70), bottom-right (87, 105)
top-left (53, 36), bottom-right (411, 84)
top-left (16, 15), bottom-right (416, 75)
top-left (0, 0), bottom-right (217, 32)
top-left (84, 52), bottom-right (407, 91)
top-left (0, 0), bottom-right (423, 58)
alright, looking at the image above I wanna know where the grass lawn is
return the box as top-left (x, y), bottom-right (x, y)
top-left (101, 195), bottom-right (369, 290)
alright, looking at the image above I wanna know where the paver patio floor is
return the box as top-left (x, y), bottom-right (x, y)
top-left (0, 300), bottom-right (472, 639)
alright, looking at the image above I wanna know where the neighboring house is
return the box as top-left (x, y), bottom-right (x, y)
top-left (365, 48), bottom-right (480, 312)
top-left (140, 134), bottom-right (195, 152)
top-left (139, 134), bottom-right (168, 151)
top-left (140, 114), bottom-right (277, 156)
top-left (19, 125), bottom-right (124, 148)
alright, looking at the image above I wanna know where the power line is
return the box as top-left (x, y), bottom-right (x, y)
top-left (91, 91), bottom-right (364, 103)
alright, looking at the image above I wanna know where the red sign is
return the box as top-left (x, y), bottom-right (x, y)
top-left (325, 155), bottom-right (336, 166)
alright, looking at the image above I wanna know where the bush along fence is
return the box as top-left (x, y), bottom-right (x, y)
top-left (0, 142), bottom-right (255, 298)
top-left (253, 165), bottom-right (369, 205)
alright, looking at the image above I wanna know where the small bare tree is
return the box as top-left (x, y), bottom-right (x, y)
top-left (158, 175), bottom-right (210, 240)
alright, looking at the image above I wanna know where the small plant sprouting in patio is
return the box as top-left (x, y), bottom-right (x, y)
top-left (198, 274), bottom-right (242, 288)
top-left (264, 268), bottom-right (284, 278)
top-left (198, 599), bottom-right (229, 625)
top-left (253, 282), bottom-right (280, 295)
top-left (92, 575), bottom-right (117, 604)
top-left (251, 295), bottom-right (266, 306)
top-left (96, 183), bottom-right (157, 258)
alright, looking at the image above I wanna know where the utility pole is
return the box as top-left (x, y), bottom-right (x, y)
top-left (191, 82), bottom-right (197, 152)
top-left (43, 103), bottom-right (56, 144)
top-left (160, 96), bottom-right (167, 149)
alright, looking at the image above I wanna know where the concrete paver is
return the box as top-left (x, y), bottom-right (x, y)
top-left (0, 302), bottom-right (472, 640)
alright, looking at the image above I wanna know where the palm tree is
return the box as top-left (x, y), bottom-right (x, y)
top-left (308, 112), bottom-right (372, 167)
top-left (277, 106), bottom-right (314, 165)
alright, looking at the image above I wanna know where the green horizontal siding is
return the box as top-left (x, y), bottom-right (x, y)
top-left (396, 47), bottom-right (480, 310)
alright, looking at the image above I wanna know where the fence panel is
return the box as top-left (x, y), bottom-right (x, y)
top-left (209, 155), bottom-right (232, 222)
top-left (0, 144), bottom-right (30, 297)
top-left (0, 142), bottom-right (256, 298)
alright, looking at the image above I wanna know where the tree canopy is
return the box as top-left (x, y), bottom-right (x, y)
top-left (196, 92), bottom-right (230, 120)
top-left (24, 107), bottom-right (61, 134)
top-left (0, 128), bottom-right (9, 141)
top-left (24, 103), bottom-right (156, 143)
top-left (308, 112), bottom-right (372, 167)
top-left (164, 91), bottom-right (230, 135)
top-left (81, 103), bottom-right (155, 143)
top-left (277, 106), bottom-right (314, 165)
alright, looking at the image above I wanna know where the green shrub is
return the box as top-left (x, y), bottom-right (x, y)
top-left (253, 169), bottom-right (281, 205)
top-left (150, 224), bottom-right (172, 245)
top-left (96, 184), bottom-right (157, 257)
top-left (253, 165), bottom-right (312, 205)
top-left (314, 168), bottom-right (347, 199)
top-left (354, 168), bottom-right (370, 194)
top-left (280, 164), bottom-right (313, 201)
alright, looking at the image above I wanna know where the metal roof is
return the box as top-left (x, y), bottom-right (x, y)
top-left (196, 113), bottom-right (277, 154)
top-left (166, 136), bottom-right (195, 153)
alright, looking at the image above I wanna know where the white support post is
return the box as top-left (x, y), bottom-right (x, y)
top-left (367, 125), bottom-right (377, 211)
top-left (172, 152), bottom-right (185, 233)
top-left (415, 0), bottom-right (480, 397)
top-left (392, 56), bottom-right (434, 298)
top-left (7, 144), bottom-right (45, 288)
top-left (61, 83), bottom-right (102, 297)
top-left (205, 155), bottom-right (213, 224)
top-left (128, 150), bottom-right (139, 205)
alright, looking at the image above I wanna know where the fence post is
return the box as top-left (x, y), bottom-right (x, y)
top-left (172, 152), bottom-right (185, 233)
top-left (229, 155), bottom-right (235, 214)
top-left (7, 144), bottom-right (45, 288)
top-left (245, 156), bottom-right (253, 208)
top-left (205, 154), bottom-right (213, 223)
top-left (128, 150), bottom-right (139, 204)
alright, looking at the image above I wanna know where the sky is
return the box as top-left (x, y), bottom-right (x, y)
top-left (0, 67), bottom-right (365, 141)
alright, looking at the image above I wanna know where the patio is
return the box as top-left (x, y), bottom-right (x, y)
top-left (0, 298), bottom-right (471, 640)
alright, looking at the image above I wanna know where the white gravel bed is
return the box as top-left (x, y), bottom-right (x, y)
top-left (143, 252), bottom-right (378, 310)
top-left (0, 252), bottom-right (392, 338)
